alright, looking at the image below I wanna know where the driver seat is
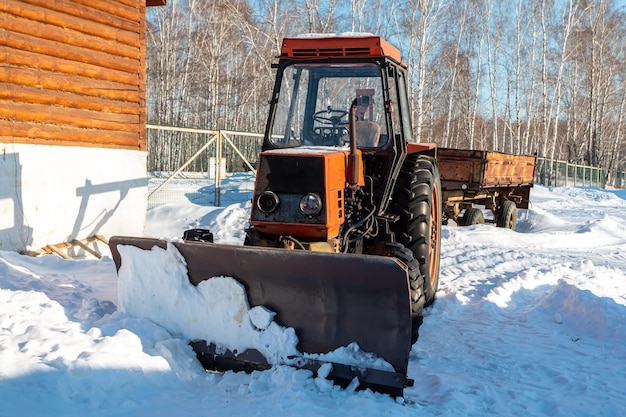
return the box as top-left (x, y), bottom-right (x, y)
top-left (355, 120), bottom-right (380, 147)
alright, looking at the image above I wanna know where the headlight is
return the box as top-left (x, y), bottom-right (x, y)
top-left (299, 193), bottom-right (322, 216)
top-left (256, 191), bottom-right (280, 214)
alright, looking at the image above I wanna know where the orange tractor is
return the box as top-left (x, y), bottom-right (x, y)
top-left (110, 34), bottom-right (442, 396)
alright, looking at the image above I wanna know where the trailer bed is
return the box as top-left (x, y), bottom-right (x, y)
top-left (437, 148), bottom-right (536, 227)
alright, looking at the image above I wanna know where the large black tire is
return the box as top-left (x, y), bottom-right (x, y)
top-left (460, 207), bottom-right (485, 226)
top-left (496, 200), bottom-right (517, 230)
top-left (367, 242), bottom-right (424, 344)
top-left (389, 155), bottom-right (442, 306)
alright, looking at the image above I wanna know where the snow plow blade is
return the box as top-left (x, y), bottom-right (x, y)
top-left (109, 236), bottom-right (414, 395)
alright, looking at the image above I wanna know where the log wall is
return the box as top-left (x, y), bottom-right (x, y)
top-left (0, 0), bottom-right (154, 150)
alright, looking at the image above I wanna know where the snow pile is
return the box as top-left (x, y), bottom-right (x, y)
top-left (117, 241), bottom-right (300, 365)
top-left (306, 342), bottom-right (394, 372)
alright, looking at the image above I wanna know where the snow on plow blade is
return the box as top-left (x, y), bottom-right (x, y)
top-left (109, 236), bottom-right (414, 395)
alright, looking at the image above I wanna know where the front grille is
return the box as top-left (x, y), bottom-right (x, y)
top-left (256, 154), bottom-right (325, 194)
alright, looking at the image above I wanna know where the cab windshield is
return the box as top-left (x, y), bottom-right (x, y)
top-left (270, 63), bottom-right (388, 148)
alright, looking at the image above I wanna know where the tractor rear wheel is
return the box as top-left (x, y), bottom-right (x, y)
top-left (390, 155), bottom-right (442, 306)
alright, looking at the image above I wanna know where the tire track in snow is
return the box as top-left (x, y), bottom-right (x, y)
top-left (407, 213), bottom-right (626, 416)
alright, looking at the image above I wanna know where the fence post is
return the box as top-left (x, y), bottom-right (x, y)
top-left (215, 130), bottom-right (223, 207)
top-left (564, 162), bottom-right (568, 186)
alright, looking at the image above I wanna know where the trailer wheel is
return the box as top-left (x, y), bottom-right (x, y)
top-left (496, 200), bottom-right (517, 230)
top-left (460, 208), bottom-right (485, 226)
top-left (390, 155), bottom-right (442, 306)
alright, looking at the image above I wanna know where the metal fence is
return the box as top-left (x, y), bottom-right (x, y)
top-left (535, 157), bottom-right (605, 188)
top-left (146, 125), bottom-right (263, 209)
top-left (535, 157), bottom-right (626, 189)
top-left (615, 169), bottom-right (626, 188)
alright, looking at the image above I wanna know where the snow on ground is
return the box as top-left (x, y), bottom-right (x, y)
top-left (1, 177), bottom-right (626, 416)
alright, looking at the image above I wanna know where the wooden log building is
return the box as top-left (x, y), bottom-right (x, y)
top-left (0, 0), bottom-right (165, 253)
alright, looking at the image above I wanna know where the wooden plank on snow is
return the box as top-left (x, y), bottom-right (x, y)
top-left (45, 245), bottom-right (72, 260)
top-left (72, 239), bottom-right (102, 259)
top-left (25, 236), bottom-right (108, 259)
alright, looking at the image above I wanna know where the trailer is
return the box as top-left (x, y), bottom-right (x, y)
top-left (438, 148), bottom-right (536, 230)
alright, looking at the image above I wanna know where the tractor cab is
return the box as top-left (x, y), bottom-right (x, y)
top-left (263, 35), bottom-right (415, 152)
top-left (269, 64), bottom-right (387, 148)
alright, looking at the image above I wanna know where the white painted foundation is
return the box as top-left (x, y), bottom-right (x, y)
top-left (0, 143), bottom-right (147, 252)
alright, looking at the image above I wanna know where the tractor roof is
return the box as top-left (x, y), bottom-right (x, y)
top-left (280, 34), bottom-right (403, 65)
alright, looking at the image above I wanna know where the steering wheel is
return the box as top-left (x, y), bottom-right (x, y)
top-left (313, 108), bottom-right (349, 126)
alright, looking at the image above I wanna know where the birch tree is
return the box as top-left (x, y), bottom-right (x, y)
top-left (401, 0), bottom-right (448, 143)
